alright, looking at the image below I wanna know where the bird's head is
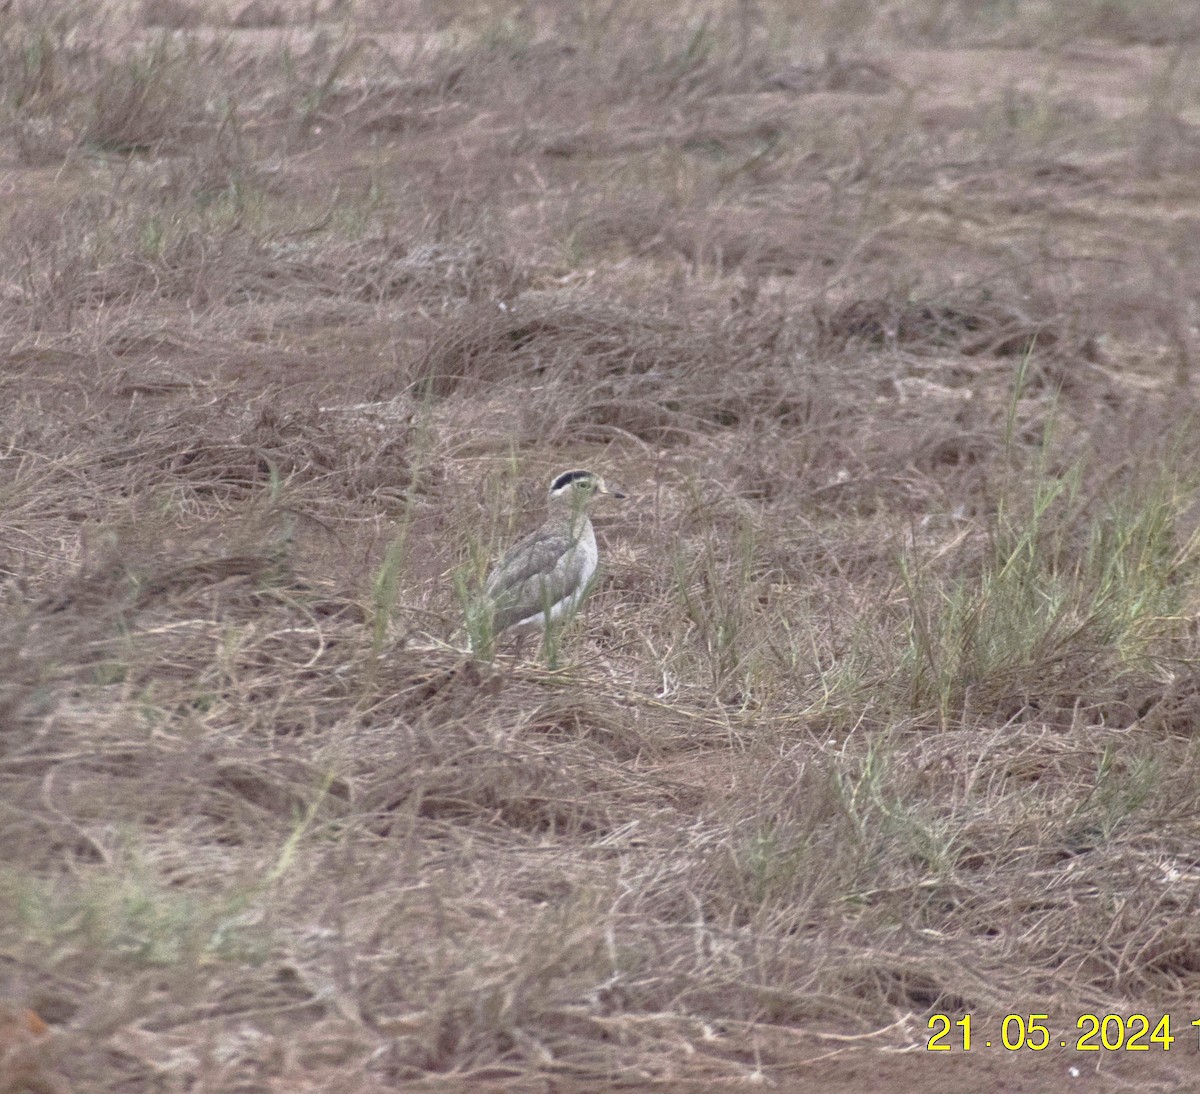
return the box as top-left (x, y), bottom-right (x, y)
top-left (547, 469), bottom-right (627, 512)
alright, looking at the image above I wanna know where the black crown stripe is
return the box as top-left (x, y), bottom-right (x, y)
top-left (550, 469), bottom-right (595, 491)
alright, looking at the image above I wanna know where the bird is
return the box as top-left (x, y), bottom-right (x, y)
top-left (474, 469), bottom-right (626, 652)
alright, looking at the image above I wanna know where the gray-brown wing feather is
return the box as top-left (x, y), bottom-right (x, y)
top-left (486, 530), bottom-right (590, 632)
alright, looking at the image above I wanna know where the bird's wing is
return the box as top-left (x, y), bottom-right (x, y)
top-left (485, 530), bottom-right (591, 631)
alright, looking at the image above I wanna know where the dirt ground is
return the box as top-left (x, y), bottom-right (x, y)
top-left (5, 1), bottom-right (1200, 1090)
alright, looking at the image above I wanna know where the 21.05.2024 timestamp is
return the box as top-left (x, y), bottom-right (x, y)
top-left (927, 1014), bottom-right (1199, 1051)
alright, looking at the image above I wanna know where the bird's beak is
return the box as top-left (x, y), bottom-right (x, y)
top-left (604, 484), bottom-right (628, 500)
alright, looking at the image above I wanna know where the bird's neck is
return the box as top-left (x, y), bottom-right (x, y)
top-left (552, 502), bottom-right (592, 538)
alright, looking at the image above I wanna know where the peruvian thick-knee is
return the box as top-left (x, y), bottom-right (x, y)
top-left (481, 469), bottom-right (626, 639)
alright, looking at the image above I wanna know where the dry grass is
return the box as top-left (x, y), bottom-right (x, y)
top-left (4, 0), bottom-right (1200, 1090)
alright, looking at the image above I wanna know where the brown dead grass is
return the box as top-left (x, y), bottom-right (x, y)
top-left (5, 0), bottom-right (1200, 1090)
